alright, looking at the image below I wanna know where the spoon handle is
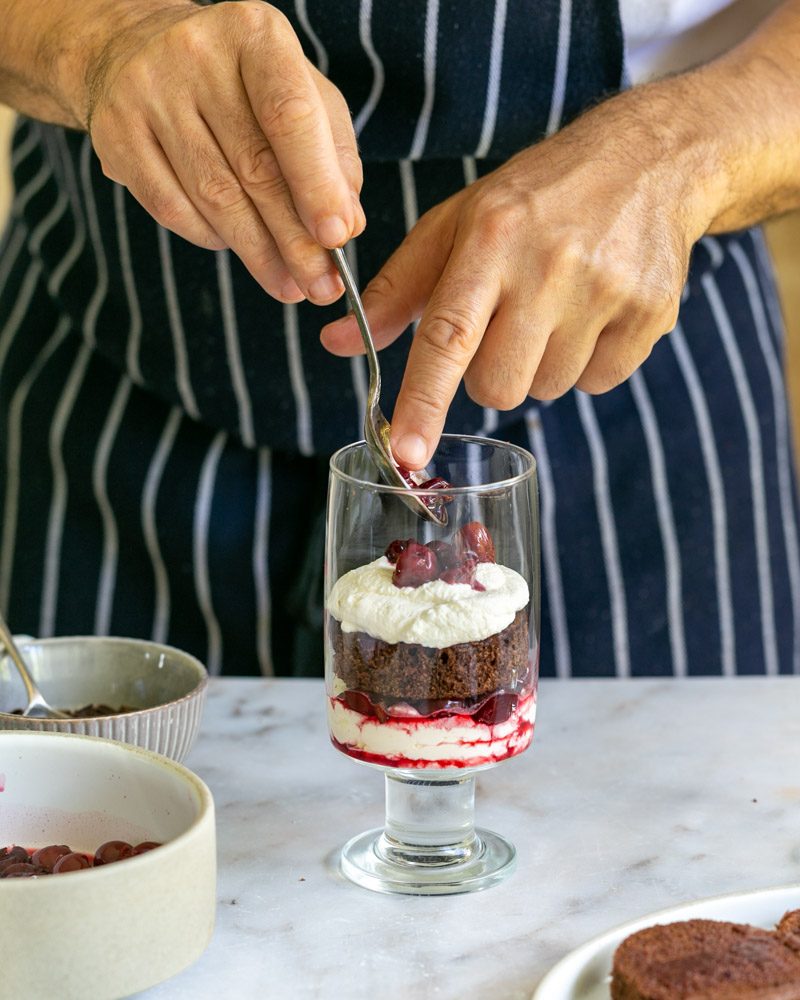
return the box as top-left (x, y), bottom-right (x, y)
top-left (0, 614), bottom-right (38, 707)
top-left (330, 247), bottom-right (381, 400)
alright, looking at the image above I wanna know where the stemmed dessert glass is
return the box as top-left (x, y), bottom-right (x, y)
top-left (325, 435), bottom-right (539, 894)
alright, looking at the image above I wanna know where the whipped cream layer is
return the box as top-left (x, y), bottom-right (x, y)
top-left (327, 556), bottom-right (529, 647)
top-left (327, 691), bottom-right (536, 769)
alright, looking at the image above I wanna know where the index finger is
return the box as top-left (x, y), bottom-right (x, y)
top-left (241, 18), bottom-right (356, 247)
top-left (390, 260), bottom-right (500, 469)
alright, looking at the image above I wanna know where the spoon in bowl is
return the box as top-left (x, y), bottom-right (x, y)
top-left (0, 612), bottom-right (69, 719)
top-left (330, 247), bottom-right (449, 526)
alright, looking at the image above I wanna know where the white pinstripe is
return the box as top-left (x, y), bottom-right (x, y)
top-left (39, 343), bottom-right (93, 637)
top-left (399, 160), bottom-right (419, 232)
top-left (751, 228), bottom-right (787, 352)
top-left (283, 302), bottom-right (314, 456)
top-left (525, 409), bottom-right (571, 678)
top-left (14, 155), bottom-right (53, 215)
top-left (628, 369), bottom-right (687, 676)
top-left (113, 184), bottom-right (143, 385)
top-left (409, 0), bottom-right (440, 160)
top-left (254, 447), bottom-right (273, 676)
top-left (194, 431), bottom-right (227, 675)
top-left (462, 156), bottom-right (478, 186)
top-left (28, 181), bottom-right (69, 258)
top-left (353, 0), bottom-right (385, 137)
top-left (0, 223), bottom-right (28, 301)
top-left (703, 267), bottom-right (778, 675)
top-left (0, 317), bottom-right (71, 617)
top-left (79, 137), bottom-right (108, 349)
top-left (47, 131), bottom-right (86, 298)
top-left (546, 0), bottom-right (572, 135)
top-left (670, 323), bottom-right (735, 675)
top-left (575, 391), bottom-right (630, 677)
top-left (216, 250), bottom-right (255, 448)
top-left (294, 0), bottom-right (328, 75)
top-left (475, 0), bottom-right (508, 157)
top-left (157, 226), bottom-right (200, 420)
top-left (141, 408), bottom-right (182, 645)
top-left (93, 377), bottom-right (132, 635)
top-left (10, 121), bottom-right (39, 170)
top-left (0, 261), bottom-right (43, 374)
top-left (345, 242), bottom-right (369, 437)
top-left (731, 239), bottom-right (800, 673)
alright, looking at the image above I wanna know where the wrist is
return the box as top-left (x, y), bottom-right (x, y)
top-left (56, 0), bottom-right (199, 129)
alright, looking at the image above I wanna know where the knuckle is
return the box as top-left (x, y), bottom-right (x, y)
top-left (401, 382), bottom-right (450, 421)
top-left (530, 367), bottom-right (576, 401)
top-left (194, 172), bottom-right (243, 213)
top-left (259, 88), bottom-right (318, 139)
top-left (464, 370), bottom-right (526, 411)
top-left (233, 141), bottom-right (283, 191)
top-left (420, 306), bottom-right (481, 361)
top-left (469, 193), bottom-right (530, 248)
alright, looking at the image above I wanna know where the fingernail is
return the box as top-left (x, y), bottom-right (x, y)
top-left (309, 272), bottom-right (344, 302)
top-left (394, 433), bottom-right (428, 470)
top-left (280, 276), bottom-right (304, 302)
top-left (316, 215), bottom-right (349, 247)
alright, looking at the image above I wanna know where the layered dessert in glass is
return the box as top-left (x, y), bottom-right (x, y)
top-left (327, 520), bottom-right (535, 770)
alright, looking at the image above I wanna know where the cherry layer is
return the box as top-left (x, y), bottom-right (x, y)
top-left (385, 520), bottom-right (495, 591)
top-left (338, 686), bottom-right (528, 726)
top-left (0, 840), bottom-right (162, 878)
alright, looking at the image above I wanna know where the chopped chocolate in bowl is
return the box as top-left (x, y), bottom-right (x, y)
top-left (11, 703), bottom-right (138, 718)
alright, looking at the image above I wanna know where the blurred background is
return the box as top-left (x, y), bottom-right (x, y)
top-left (2, 104), bottom-right (799, 457)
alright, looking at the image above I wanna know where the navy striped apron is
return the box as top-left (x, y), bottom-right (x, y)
top-left (1, 1), bottom-right (797, 678)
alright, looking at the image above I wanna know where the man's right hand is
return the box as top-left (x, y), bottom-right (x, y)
top-left (84, 1), bottom-right (363, 303)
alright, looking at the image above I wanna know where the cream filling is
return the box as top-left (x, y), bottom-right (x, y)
top-left (327, 556), bottom-right (529, 647)
top-left (327, 693), bottom-right (536, 764)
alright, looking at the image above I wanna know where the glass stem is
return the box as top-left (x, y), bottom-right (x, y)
top-left (376, 772), bottom-right (484, 869)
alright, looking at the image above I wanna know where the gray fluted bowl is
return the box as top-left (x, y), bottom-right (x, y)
top-left (0, 636), bottom-right (208, 762)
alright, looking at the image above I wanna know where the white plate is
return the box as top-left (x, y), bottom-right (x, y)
top-left (533, 884), bottom-right (800, 1000)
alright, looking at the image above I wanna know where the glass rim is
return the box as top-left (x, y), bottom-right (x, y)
top-left (328, 434), bottom-right (537, 495)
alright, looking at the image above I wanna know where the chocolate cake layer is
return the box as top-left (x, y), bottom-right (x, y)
top-left (329, 607), bottom-right (529, 701)
top-left (611, 916), bottom-right (800, 1000)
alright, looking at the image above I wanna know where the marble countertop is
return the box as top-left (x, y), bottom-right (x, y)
top-left (139, 677), bottom-right (800, 1000)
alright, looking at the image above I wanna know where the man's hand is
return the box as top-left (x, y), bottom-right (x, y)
top-left (85, 1), bottom-right (363, 303)
top-left (321, 0), bottom-right (800, 469)
top-left (321, 89), bottom-right (711, 468)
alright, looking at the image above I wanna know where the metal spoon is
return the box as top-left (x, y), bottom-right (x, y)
top-left (330, 247), bottom-right (448, 525)
top-left (0, 613), bottom-right (69, 719)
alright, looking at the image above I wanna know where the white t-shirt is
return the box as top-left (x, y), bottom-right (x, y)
top-left (621, 0), bottom-right (787, 82)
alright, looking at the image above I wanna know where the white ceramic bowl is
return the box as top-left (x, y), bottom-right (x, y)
top-left (0, 730), bottom-right (216, 1000)
top-left (0, 636), bottom-right (208, 761)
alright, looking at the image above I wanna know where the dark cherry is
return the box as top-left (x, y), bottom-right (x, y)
top-left (31, 844), bottom-right (71, 873)
top-left (0, 845), bottom-right (28, 866)
top-left (426, 540), bottom-right (459, 570)
top-left (396, 465), bottom-right (418, 488)
top-left (53, 852), bottom-right (91, 874)
top-left (472, 692), bottom-right (518, 726)
top-left (341, 689), bottom-right (389, 722)
top-left (455, 521), bottom-right (496, 563)
top-left (384, 538), bottom-right (412, 564)
top-left (439, 552), bottom-right (486, 590)
top-left (93, 841), bottom-right (134, 866)
top-left (131, 842), bottom-right (162, 856)
top-left (2, 863), bottom-right (41, 878)
top-left (392, 542), bottom-right (439, 588)
top-left (418, 476), bottom-right (449, 491)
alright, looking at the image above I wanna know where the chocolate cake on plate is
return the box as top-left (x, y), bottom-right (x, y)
top-left (611, 911), bottom-right (800, 999)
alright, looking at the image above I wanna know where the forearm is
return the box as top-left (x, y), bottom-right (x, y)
top-left (0, 0), bottom-right (196, 129)
top-left (621, 0), bottom-right (800, 235)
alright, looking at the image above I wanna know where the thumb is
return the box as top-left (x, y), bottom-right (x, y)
top-left (320, 207), bottom-right (454, 356)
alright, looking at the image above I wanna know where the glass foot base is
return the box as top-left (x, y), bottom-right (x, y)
top-left (339, 826), bottom-right (516, 895)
